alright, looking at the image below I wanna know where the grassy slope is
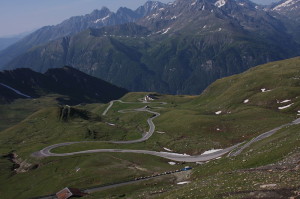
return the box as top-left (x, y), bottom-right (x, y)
top-left (153, 57), bottom-right (300, 153)
top-left (0, 57), bottom-right (299, 198)
top-left (0, 98), bottom-right (182, 199)
top-left (82, 124), bottom-right (300, 199)
top-left (156, 124), bottom-right (300, 199)
top-left (0, 95), bottom-right (61, 132)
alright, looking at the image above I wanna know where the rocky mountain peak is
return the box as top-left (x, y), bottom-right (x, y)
top-left (137, 0), bottom-right (262, 33)
top-left (0, 4), bottom-right (149, 67)
top-left (143, 1), bottom-right (166, 10)
top-left (95, 6), bottom-right (110, 13)
top-left (270, 0), bottom-right (300, 21)
top-left (89, 8), bottom-right (112, 21)
top-left (272, 0), bottom-right (300, 11)
top-left (135, 1), bottom-right (166, 17)
top-left (117, 7), bottom-right (134, 13)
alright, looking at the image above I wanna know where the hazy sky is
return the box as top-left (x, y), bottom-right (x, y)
top-left (0, 0), bottom-right (279, 37)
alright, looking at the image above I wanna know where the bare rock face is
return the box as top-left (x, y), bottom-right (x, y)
top-left (271, 0), bottom-right (300, 22)
top-left (4, 152), bottom-right (37, 174)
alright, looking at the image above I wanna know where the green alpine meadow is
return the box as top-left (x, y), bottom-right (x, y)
top-left (1, 0), bottom-right (300, 198)
top-left (1, 57), bottom-right (300, 198)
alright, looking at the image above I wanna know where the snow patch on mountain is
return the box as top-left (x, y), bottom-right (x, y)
top-left (202, 149), bottom-right (222, 155)
top-left (163, 147), bottom-right (173, 152)
top-left (215, 111), bottom-right (222, 115)
top-left (177, 181), bottom-right (191, 185)
top-left (261, 88), bottom-right (271, 93)
top-left (215, 0), bottom-right (226, 8)
top-left (279, 99), bottom-right (291, 103)
top-left (151, 13), bottom-right (160, 19)
top-left (170, 13), bottom-right (182, 20)
top-left (278, 103), bottom-right (294, 110)
top-left (94, 15), bottom-right (110, 23)
top-left (243, 99), bottom-right (249, 104)
top-left (162, 27), bottom-right (171, 34)
top-left (273, 0), bottom-right (299, 11)
top-left (151, 1), bottom-right (160, 9)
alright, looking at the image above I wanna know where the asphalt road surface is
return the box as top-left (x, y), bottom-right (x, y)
top-left (229, 117), bottom-right (300, 156)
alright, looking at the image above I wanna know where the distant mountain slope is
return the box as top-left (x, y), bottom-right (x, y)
top-left (268, 0), bottom-right (300, 43)
top-left (0, 1), bottom-right (166, 67)
top-left (0, 37), bottom-right (20, 51)
top-left (0, 66), bottom-right (128, 104)
top-left (270, 0), bottom-right (300, 22)
top-left (0, 31), bottom-right (31, 51)
top-left (4, 0), bottom-right (300, 94)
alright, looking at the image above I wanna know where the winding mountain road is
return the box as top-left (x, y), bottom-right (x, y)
top-left (102, 100), bottom-right (123, 116)
top-left (33, 143), bottom-right (242, 162)
top-left (32, 98), bottom-right (300, 162)
top-left (229, 117), bottom-right (300, 156)
top-left (114, 106), bottom-right (160, 144)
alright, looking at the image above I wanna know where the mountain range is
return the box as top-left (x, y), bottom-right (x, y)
top-left (1, 0), bottom-right (300, 94)
top-left (0, 1), bottom-right (165, 67)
